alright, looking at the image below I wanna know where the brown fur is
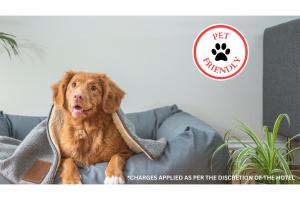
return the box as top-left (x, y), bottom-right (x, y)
top-left (52, 71), bottom-right (134, 184)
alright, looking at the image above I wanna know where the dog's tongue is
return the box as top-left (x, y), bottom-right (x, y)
top-left (72, 105), bottom-right (84, 116)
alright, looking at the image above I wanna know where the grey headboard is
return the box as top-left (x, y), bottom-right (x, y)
top-left (263, 18), bottom-right (300, 139)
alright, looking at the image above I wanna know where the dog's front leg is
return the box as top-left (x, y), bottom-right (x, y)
top-left (60, 158), bottom-right (81, 184)
top-left (104, 152), bottom-right (133, 184)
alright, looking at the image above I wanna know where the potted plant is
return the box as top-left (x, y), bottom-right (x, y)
top-left (0, 32), bottom-right (18, 57)
top-left (212, 113), bottom-right (300, 184)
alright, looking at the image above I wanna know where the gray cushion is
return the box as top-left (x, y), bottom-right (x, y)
top-left (126, 105), bottom-right (180, 139)
top-left (0, 111), bottom-right (11, 137)
top-left (80, 105), bottom-right (229, 184)
top-left (0, 113), bottom-right (45, 140)
top-left (157, 111), bottom-right (218, 140)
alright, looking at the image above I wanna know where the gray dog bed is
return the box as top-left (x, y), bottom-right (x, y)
top-left (0, 105), bottom-right (229, 184)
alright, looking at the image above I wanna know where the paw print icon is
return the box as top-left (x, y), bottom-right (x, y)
top-left (211, 43), bottom-right (230, 61)
top-left (193, 24), bottom-right (249, 80)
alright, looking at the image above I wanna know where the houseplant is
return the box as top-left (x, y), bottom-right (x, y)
top-left (212, 113), bottom-right (300, 184)
top-left (0, 32), bottom-right (18, 57)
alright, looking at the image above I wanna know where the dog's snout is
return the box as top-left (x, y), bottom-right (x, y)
top-left (74, 93), bottom-right (83, 102)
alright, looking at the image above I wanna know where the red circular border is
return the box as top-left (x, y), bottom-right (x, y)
top-left (193, 24), bottom-right (249, 80)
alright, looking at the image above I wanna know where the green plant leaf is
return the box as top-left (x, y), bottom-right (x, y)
top-left (276, 149), bottom-right (294, 183)
top-left (210, 142), bottom-right (228, 173)
top-left (272, 113), bottom-right (290, 145)
top-left (238, 120), bottom-right (264, 148)
top-left (0, 32), bottom-right (19, 57)
top-left (283, 146), bottom-right (300, 157)
top-left (281, 133), bottom-right (300, 148)
top-left (264, 126), bottom-right (272, 147)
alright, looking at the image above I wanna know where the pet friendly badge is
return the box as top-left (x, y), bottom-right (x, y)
top-left (193, 24), bottom-right (249, 80)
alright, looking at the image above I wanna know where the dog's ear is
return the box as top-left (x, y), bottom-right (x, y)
top-left (99, 74), bottom-right (125, 113)
top-left (52, 71), bottom-right (76, 108)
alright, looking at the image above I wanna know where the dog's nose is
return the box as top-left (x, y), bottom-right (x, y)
top-left (74, 93), bottom-right (83, 102)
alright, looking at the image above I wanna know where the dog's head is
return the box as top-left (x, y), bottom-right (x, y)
top-left (52, 71), bottom-right (125, 119)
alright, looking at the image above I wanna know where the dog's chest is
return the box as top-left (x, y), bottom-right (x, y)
top-left (60, 126), bottom-right (128, 166)
top-left (60, 128), bottom-right (101, 161)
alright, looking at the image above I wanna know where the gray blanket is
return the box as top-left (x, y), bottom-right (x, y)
top-left (0, 106), bottom-right (167, 184)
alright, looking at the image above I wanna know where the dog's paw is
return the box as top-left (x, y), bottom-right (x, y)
top-left (62, 176), bottom-right (82, 184)
top-left (104, 176), bottom-right (125, 184)
top-left (62, 179), bottom-right (82, 185)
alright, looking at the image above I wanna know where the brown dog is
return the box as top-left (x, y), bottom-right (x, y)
top-left (51, 71), bottom-right (134, 184)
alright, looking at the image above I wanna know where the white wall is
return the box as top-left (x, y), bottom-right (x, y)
top-left (0, 16), bottom-right (299, 140)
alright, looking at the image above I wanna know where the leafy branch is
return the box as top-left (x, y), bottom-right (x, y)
top-left (0, 32), bottom-right (19, 58)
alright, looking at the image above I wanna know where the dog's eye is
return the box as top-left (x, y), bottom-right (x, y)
top-left (71, 82), bottom-right (76, 88)
top-left (91, 85), bottom-right (97, 91)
